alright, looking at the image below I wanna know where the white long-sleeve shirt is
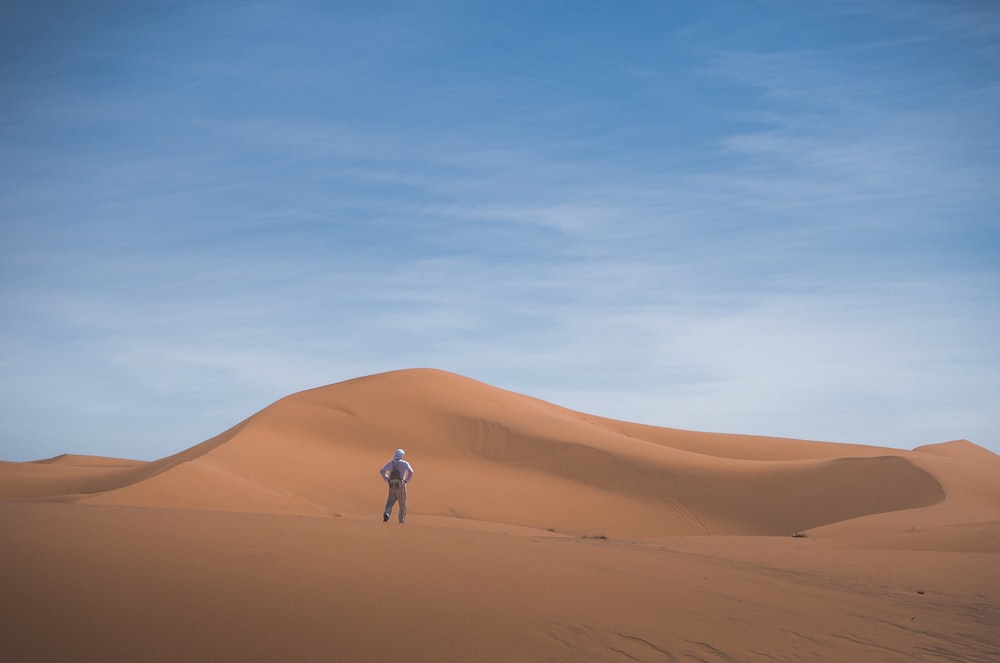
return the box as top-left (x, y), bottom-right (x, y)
top-left (379, 458), bottom-right (414, 483)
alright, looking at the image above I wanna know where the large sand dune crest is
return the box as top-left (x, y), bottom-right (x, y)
top-left (3, 368), bottom-right (994, 542)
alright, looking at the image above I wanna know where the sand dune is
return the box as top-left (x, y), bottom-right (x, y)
top-left (2, 368), bottom-right (998, 661)
top-left (8, 368), bottom-right (991, 540)
top-left (0, 454), bottom-right (146, 499)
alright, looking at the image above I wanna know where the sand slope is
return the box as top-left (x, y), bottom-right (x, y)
top-left (2, 368), bottom-right (999, 661)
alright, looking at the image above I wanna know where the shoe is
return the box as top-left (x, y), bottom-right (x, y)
top-left (383, 514), bottom-right (389, 522)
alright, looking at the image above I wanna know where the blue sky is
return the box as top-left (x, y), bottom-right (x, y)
top-left (2, 1), bottom-right (998, 462)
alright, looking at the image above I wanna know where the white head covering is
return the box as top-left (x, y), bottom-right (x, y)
top-left (394, 449), bottom-right (405, 459)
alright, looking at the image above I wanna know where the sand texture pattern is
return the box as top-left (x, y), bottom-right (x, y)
top-left (2, 369), bottom-right (998, 661)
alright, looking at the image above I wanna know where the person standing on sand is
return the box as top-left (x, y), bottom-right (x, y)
top-left (379, 448), bottom-right (414, 523)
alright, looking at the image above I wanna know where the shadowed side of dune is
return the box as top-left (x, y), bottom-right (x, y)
top-left (456, 419), bottom-right (945, 535)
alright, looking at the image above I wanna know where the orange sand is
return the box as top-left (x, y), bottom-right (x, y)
top-left (2, 368), bottom-right (998, 661)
